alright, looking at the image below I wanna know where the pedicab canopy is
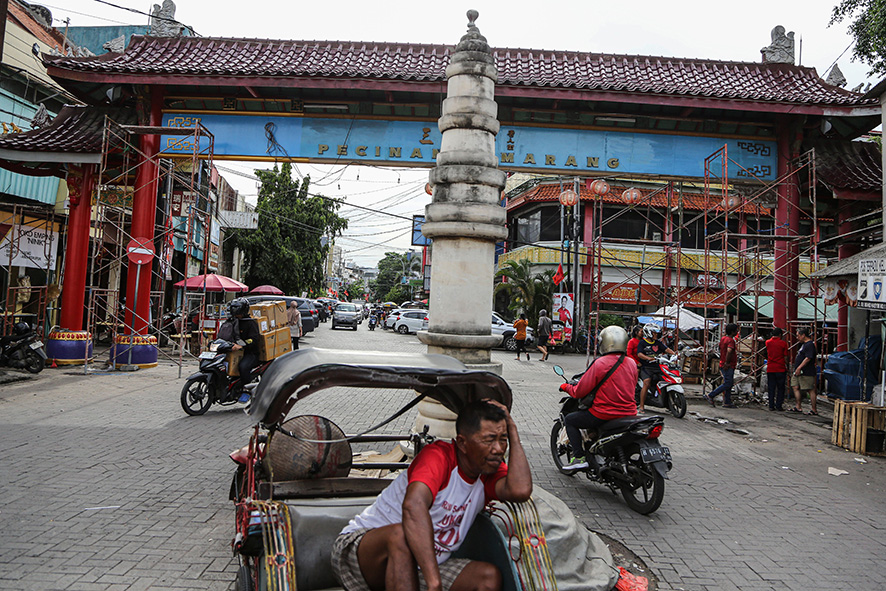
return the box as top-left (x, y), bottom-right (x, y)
top-left (248, 348), bottom-right (513, 427)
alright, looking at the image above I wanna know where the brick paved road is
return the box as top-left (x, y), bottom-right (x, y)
top-left (1, 322), bottom-right (885, 590)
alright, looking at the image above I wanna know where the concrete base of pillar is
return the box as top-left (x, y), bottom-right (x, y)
top-left (110, 335), bottom-right (158, 369)
top-left (46, 330), bottom-right (94, 366)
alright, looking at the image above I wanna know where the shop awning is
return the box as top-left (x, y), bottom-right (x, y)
top-left (738, 296), bottom-right (838, 322)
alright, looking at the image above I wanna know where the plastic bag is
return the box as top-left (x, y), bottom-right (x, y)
top-left (614, 566), bottom-right (648, 591)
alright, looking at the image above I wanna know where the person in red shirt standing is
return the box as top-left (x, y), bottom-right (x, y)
top-left (558, 326), bottom-right (638, 471)
top-left (765, 327), bottom-right (789, 411)
top-left (626, 326), bottom-right (641, 363)
top-left (706, 323), bottom-right (739, 408)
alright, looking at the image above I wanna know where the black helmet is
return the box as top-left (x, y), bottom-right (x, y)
top-left (229, 298), bottom-right (249, 317)
top-left (13, 322), bottom-right (30, 335)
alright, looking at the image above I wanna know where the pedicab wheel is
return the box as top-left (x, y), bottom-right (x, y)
top-left (181, 376), bottom-right (213, 416)
top-left (236, 563), bottom-right (255, 591)
top-left (550, 422), bottom-right (577, 477)
top-left (24, 350), bottom-right (45, 373)
top-left (620, 456), bottom-right (665, 514)
top-left (667, 391), bottom-right (687, 418)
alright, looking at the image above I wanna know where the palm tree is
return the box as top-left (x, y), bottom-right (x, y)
top-left (494, 259), bottom-right (555, 329)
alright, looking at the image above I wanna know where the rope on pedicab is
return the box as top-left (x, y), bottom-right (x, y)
top-left (254, 499), bottom-right (297, 591)
top-left (489, 498), bottom-right (558, 591)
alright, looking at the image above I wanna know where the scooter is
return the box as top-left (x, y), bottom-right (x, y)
top-left (550, 364), bottom-right (672, 514)
top-left (368, 315), bottom-right (377, 331)
top-left (636, 354), bottom-right (687, 418)
top-left (0, 322), bottom-right (46, 373)
top-left (180, 339), bottom-right (273, 416)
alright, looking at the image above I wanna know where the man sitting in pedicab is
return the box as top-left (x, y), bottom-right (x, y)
top-left (331, 399), bottom-right (533, 591)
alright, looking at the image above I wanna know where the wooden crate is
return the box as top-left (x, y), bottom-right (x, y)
top-left (832, 400), bottom-right (886, 456)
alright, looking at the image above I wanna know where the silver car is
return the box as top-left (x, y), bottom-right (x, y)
top-left (331, 303), bottom-right (360, 330)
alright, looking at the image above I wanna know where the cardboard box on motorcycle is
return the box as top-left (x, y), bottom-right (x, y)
top-left (249, 301), bottom-right (287, 330)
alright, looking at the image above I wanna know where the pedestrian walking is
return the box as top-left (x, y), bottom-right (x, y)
top-left (287, 300), bottom-right (303, 350)
top-left (626, 325), bottom-right (641, 363)
top-left (707, 323), bottom-right (738, 408)
top-left (765, 327), bottom-right (789, 411)
top-left (514, 313), bottom-right (529, 360)
top-left (791, 327), bottom-right (818, 415)
top-left (536, 309), bottom-right (552, 361)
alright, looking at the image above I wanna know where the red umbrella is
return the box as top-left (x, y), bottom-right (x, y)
top-left (173, 273), bottom-right (248, 292)
top-left (250, 285), bottom-right (284, 295)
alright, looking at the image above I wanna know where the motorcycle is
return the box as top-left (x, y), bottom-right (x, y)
top-left (550, 364), bottom-right (672, 514)
top-left (636, 354), bottom-right (687, 418)
top-left (180, 339), bottom-right (273, 416)
top-left (0, 322), bottom-right (46, 374)
top-left (368, 315), bottom-right (377, 331)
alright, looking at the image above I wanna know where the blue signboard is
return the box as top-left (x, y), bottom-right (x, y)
top-left (161, 114), bottom-right (777, 180)
top-left (411, 215), bottom-right (431, 247)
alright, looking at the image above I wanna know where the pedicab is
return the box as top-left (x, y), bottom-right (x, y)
top-left (229, 347), bottom-right (620, 591)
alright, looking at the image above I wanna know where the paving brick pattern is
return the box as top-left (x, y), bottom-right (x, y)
top-left (1, 324), bottom-right (885, 590)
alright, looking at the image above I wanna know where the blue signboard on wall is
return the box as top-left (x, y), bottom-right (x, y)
top-left (161, 113), bottom-right (777, 181)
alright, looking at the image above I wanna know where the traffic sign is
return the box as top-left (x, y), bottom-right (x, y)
top-left (127, 237), bottom-right (155, 265)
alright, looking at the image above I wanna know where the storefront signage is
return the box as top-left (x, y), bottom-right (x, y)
top-left (857, 257), bottom-right (886, 310)
top-left (0, 223), bottom-right (59, 271)
top-left (162, 114), bottom-right (777, 180)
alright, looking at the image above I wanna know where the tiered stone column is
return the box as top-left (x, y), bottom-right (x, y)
top-left (415, 10), bottom-right (507, 441)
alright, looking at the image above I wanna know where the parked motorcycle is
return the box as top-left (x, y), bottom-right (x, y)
top-left (0, 322), bottom-right (46, 373)
top-left (368, 315), bottom-right (377, 331)
top-left (550, 364), bottom-right (672, 514)
top-left (180, 339), bottom-right (273, 416)
top-left (0, 322), bottom-right (46, 374)
top-left (636, 354), bottom-right (687, 418)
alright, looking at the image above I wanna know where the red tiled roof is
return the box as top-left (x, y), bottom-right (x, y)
top-left (508, 182), bottom-right (770, 215)
top-left (43, 36), bottom-right (873, 108)
top-left (811, 140), bottom-right (882, 192)
top-left (0, 105), bottom-right (134, 155)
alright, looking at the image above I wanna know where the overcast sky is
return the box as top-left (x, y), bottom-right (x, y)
top-left (44, 0), bottom-right (881, 267)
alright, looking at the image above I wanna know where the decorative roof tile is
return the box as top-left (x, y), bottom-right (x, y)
top-left (0, 105), bottom-right (133, 155)
top-left (44, 36), bottom-right (874, 107)
top-left (810, 140), bottom-right (882, 192)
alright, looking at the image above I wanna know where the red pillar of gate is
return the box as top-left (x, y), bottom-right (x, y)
top-left (836, 203), bottom-right (858, 351)
top-left (124, 90), bottom-right (163, 334)
top-left (59, 164), bottom-right (96, 331)
top-left (773, 118), bottom-right (800, 331)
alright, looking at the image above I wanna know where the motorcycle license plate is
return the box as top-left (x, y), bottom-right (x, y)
top-left (199, 352), bottom-right (216, 360)
top-left (30, 341), bottom-right (43, 350)
top-left (640, 446), bottom-right (671, 464)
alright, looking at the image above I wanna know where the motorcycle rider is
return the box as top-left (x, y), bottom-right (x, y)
top-left (637, 324), bottom-right (675, 413)
top-left (228, 298), bottom-right (260, 403)
top-left (559, 326), bottom-right (638, 471)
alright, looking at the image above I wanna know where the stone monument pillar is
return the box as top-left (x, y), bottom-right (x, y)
top-left (414, 10), bottom-right (507, 443)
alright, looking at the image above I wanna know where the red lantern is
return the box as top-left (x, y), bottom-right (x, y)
top-left (558, 189), bottom-right (579, 207)
top-left (622, 188), bottom-right (642, 204)
top-left (424, 183), bottom-right (433, 195)
top-left (721, 195), bottom-right (740, 209)
top-left (589, 179), bottom-right (610, 196)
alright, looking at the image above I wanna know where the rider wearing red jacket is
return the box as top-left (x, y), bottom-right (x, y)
top-left (559, 326), bottom-right (638, 471)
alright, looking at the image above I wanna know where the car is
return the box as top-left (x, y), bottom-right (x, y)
top-left (492, 312), bottom-right (534, 351)
top-left (393, 310), bottom-right (429, 334)
top-left (331, 302), bottom-right (360, 330)
top-left (384, 308), bottom-right (424, 330)
top-left (244, 295), bottom-right (315, 333)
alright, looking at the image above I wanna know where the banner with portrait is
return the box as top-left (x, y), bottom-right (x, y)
top-left (553, 292), bottom-right (574, 341)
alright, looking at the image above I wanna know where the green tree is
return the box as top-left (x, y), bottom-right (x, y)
top-left (494, 258), bottom-right (555, 329)
top-left (226, 163), bottom-right (348, 295)
top-left (371, 252), bottom-right (420, 301)
top-left (831, 0), bottom-right (886, 75)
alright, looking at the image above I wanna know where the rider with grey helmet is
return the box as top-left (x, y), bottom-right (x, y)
top-left (558, 325), bottom-right (639, 471)
top-left (228, 298), bottom-right (261, 402)
top-left (636, 323), bottom-right (675, 413)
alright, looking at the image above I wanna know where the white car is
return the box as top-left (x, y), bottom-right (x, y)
top-left (393, 310), bottom-right (429, 334)
top-left (492, 312), bottom-right (535, 351)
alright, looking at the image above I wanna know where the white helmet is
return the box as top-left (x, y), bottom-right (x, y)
top-left (642, 323), bottom-right (659, 340)
top-left (598, 326), bottom-right (629, 355)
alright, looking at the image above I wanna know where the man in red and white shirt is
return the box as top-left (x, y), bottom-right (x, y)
top-left (332, 400), bottom-right (532, 591)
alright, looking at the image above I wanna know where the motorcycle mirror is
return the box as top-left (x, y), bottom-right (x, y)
top-left (553, 365), bottom-right (565, 377)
